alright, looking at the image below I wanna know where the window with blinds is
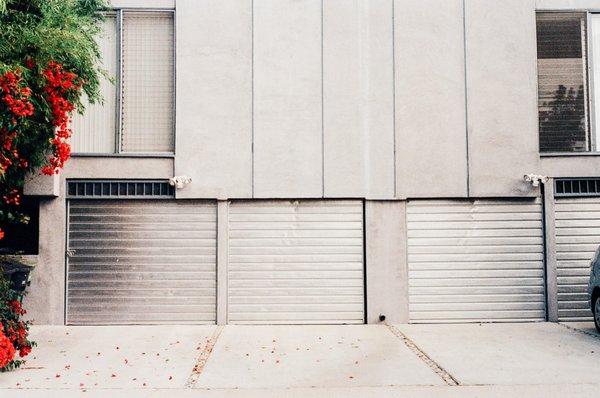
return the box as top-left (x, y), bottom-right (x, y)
top-left (70, 11), bottom-right (174, 154)
top-left (71, 15), bottom-right (118, 153)
top-left (536, 13), bottom-right (590, 153)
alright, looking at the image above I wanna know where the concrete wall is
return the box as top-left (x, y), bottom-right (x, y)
top-left (395, 0), bottom-right (468, 198)
top-left (107, 0), bottom-right (600, 198)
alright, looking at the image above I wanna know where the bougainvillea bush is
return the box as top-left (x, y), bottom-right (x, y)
top-left (0, 0), bottom-right (108, 370)
top-left (0, 274), bottom-right (34, 371)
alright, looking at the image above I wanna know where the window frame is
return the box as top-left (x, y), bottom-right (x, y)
top-left (535, 9), bottom-right (600, 156)
top-left (71, 8), bottom-right (176, 158)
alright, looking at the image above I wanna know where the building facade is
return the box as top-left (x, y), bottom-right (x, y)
top-left (13, 0), bottom-right (600, 325)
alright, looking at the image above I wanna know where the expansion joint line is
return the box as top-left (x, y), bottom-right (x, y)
top-left (384, 323), bottom-right (460, 387)
top-left (559, 322), bottom-right (600, 341)
top-left (185, 325), bottom-right (224, 388)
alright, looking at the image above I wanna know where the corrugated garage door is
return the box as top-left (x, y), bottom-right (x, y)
top-left (67, 200), bottom-right (217, 325)
top-left (228, 200), bottom-right (364, 324)
top-left (555, 198), bottom-right (600, 321)
top-left (407, 199), bottom-right (545, 323)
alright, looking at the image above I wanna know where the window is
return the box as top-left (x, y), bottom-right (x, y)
top-left (71, 10), bottom-right (174, 155)
top-left (536, 13), bottom-right (590, 153)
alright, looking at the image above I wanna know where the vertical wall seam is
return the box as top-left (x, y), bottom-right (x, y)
top-left (251, 0), bottom-right (255, 198)
top-left (462, 0), bottom-right (471, 198)
top-left (321, 0), bottom-right (325, 198)
top-left (392, 0), bottom-right (397, 198)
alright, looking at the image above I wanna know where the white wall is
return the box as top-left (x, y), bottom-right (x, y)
top-left (174, 0), bottom-right (252, 199)
top-left (395, 0), bottom-right (468, 198)
top-left (464, 0), bottom-right (540, 197)
top-left (323, 0), bottom-right (395, 199)
top-left (253, 0), bottom-right (323, 198)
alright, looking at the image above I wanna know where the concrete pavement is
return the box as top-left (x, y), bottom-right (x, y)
top-left (0, 322), bottom-right (598, 397)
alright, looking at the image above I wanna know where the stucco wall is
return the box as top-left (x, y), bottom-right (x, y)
top-left (173, 0), bottom-right (597, 200)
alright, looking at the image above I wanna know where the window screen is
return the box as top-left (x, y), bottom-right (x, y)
top-left (537, 13), bottom-right (589, 152)
top-left (71, 15), bottom-right (118, 153)
top-left (121, 12), bottom-right (174, 153)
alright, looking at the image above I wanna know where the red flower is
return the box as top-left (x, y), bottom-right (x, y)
top-left (0, 330), bottom-right (16, 369)
top-left (19, 345), bottom-right (31, 358)
top-left (9, 300), bottom-right (26, 316)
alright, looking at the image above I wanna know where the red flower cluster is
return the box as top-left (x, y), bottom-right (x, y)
top-left (41, 61), bottom-right (79, 175)
top-left (0, 71), bottom-right (32, 178)
top-left (0, 71), bottom-right (34, 119)
top-left (4, 320), bottom-right (31, 359)
top-left (2, 189), bottom-right (20, 206)
top-left (9, 300), bottom-right (25, 316)
top-left (0, 330), bottom-right (16, 369)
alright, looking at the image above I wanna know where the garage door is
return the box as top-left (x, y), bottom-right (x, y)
top-left (407, 199), bottom-right (545, 323)
top-left (555, 198), bottom-right (600, 321)
top-left (227, 200), bottom-right (364, 324)
top-left (66, 200), bottom-right (217, 325)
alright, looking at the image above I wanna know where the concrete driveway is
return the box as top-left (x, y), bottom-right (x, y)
top-left (0, 322), bottom-right (599, 397)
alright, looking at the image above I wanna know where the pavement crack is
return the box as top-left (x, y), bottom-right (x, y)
top-left (385, 323), bottom-right (460, 387)
top-left (185, 325), bottom-right (224, 388)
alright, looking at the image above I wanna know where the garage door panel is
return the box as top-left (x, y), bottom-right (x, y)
top-left (409, 310), bottom-right (545, 323)
top-left (408, 245), bottom-right (542, 255)
top-left (409, 261), bottom-right (544, 271)
top-left (407, 212), bottom-right (542, 222)
top-left (411, 301), bottom-right (545, 312)
top-left (409, 237), bottom-right (543, 246)
top-left (229, 245), bottom-right (362, 255)
top-left (70, 231), bottom-right (215, 240)
top-left (228, 200), bottom-right (364, 324)
top-left (68, 312), bottom-right (216, 325)
top-left (407, 199), bottom-right (545, 323)
top-left (408, 229), bottom-right (542, 238)
top-left (411, 286), bottom-right (545, 296)
top-left (229, 221), bottom-right (363, 231)
top-left (229, 229), bottom-right (362, 239)
top-left (230, 254), bottom-right (362, 263)
top-left (411, 269), bottom-right (544, 279)
top-left (408, 253), bottom-right (543, 263)
top-left (67, 200), bottom-right (217, 325)
top-left (230, 312), bottom-right (365, 324)
top-left (555, 197), bottom-right (600, 321)
top-left (410, 293), bottom-right (543, 304)
top-left (69, 223), bottom-right (216, 232)
top-left (407, 221), bottom-right (542, 230)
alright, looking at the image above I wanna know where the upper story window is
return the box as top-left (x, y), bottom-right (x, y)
top-left (535, 12), bottom-right (600, 154)
top-left (71, 10), bottom-right (175, 155)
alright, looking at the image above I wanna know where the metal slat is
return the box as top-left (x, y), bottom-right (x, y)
top-left (227, 200), bottom-right (365, 325)
top-left (407, 199), bottom-right (545, 324)
top-left (66, 200), bottom-right (217, 325)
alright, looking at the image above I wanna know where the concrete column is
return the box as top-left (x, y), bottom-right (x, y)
top-left (543, 179), bottom-right (558, 322)
top-left (365, 200), bottom-right (409, 324)
top-left (25, 178), bottom-right (67, 325)
top-left (216, 200), bottom-right (229, 325)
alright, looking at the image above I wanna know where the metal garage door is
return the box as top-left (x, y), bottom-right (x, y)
top-left (66, 200), bottom-right (217, 325)
top-left (555, 198), bottom-right (600, 321)
top-left (407, 199), bottom-right (545, 323)
top-left (227, 200), bottom-right (365, 324)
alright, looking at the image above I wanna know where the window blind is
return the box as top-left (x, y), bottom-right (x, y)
top-left (536, 13), bottom-right (589, 153)
top-left (121, 12), bottom-right (174, 153)
top-left (71, 15), bottom-right (118, 153)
